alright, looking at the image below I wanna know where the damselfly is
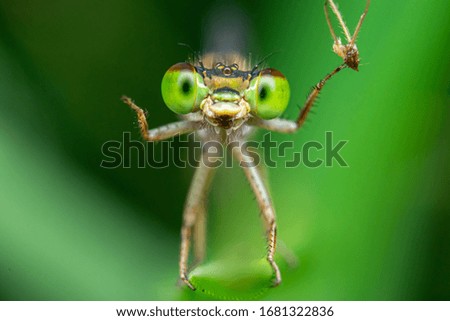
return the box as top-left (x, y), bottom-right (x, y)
top-left (122, 0), bottom-right (370, 290)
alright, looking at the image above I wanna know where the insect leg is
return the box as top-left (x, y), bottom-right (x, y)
top-left (233, 146), bottom-right (281, 287)
top-left (248, 63), bottom-right (347, 134)
top-left (179, 153), bottom-right (216, 290)
top-left (193, 194), bottom-right (207, 265)
top-left (249, 1), bottom-right (369, 134)
top-left (121, 96), bottom-right (201, 141)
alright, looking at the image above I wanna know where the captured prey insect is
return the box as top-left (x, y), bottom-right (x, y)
top-left (122, 0), bottom-right (370, 290)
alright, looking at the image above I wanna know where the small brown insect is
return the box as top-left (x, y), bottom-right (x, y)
top-left (325, 0), bottom-right (371, 71)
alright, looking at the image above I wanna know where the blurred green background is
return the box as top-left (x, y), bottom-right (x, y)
top-left (0, 0), bottom-right (448, 300)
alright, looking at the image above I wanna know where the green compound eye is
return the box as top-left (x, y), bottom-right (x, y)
top-left (161, 62), bottom-right (209, 114)
top-left (245, 68), bottom-right (290, 120)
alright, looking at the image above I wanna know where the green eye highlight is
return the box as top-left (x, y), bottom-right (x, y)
top-left (245, 68), bottom-right (290, 120)
top-left (161, 63), bottom-right (209, 114)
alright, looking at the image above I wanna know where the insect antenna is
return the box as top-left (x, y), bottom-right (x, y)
top-left (177, 42), bottom-right (203, 66)
top-left (250, 51), bottom-right (280, 75)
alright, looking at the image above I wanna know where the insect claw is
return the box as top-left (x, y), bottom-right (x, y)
top-left (271, 274), bottom-right (282, 288)
top-left (181, 276), bottom-right (196, 291)
top-left (268, 257), bottom-right (282, 287)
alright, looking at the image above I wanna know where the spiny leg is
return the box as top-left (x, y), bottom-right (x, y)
top-left (122, 95), bottom-right (208, 289)
top-left (248, 63), bottom-right (346, 133)
top-left (249, 1), bottom-right (369, 134)
top-left (233, 146), bottom-right (281, 287)
top-left (295, 63), bottom-right (346, 128)
top-left (121, 96), bottom-right (201, 141)
top-left (179, 153), bottom-right (216, 290)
